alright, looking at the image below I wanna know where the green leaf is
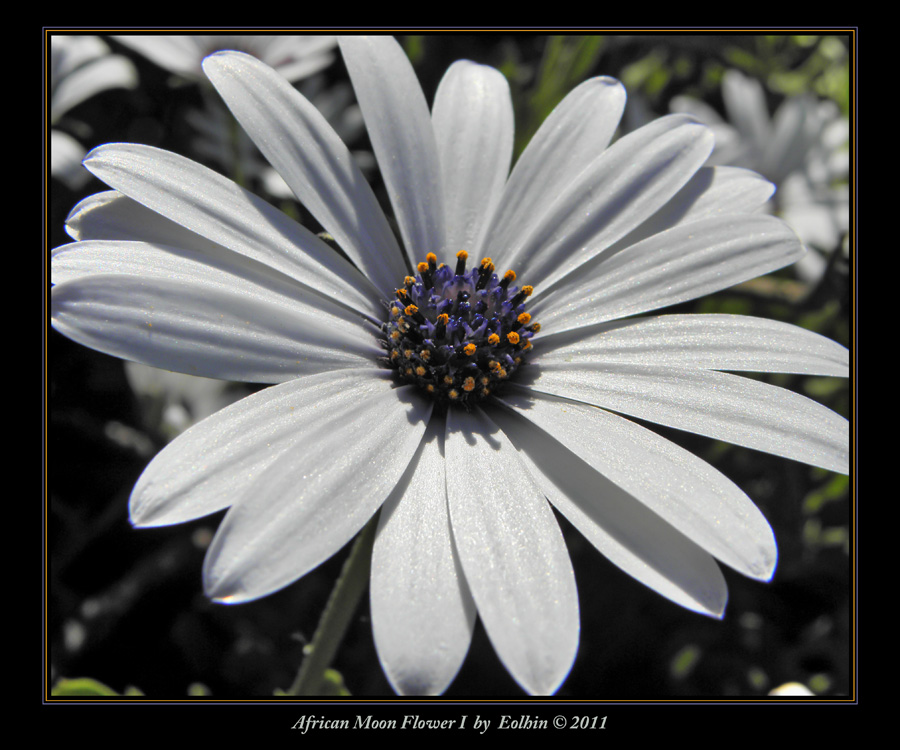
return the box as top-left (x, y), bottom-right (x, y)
top-left (51, 678), bottom-right (120, 696)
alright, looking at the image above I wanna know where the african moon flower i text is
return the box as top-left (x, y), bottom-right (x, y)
top-left (50, 36), bottom-right (850, 696)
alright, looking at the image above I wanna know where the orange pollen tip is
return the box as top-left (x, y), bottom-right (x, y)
top-left (487, 333), bottom-right (500, 345)
top-left (517, 313), bottom-right (531, 325)
top-left (521, 286), bottom-right (533, 296)
top-left (504, 270), bottom-right (516, 282)
top-left (403, 349), bottom-right (413, 358)
top-left (444, 375), bottom-right (454, 384)
top-left (417, 262), bottom-right (429, 273)
top-left (463, 377), bottom-right (476, 391)
top-left (426, 253), bottom-right (437, 264)
top-left (456, 250), bottom-right (468, 260)
top-left (416, 366), bottom-right (427, 376)
top-left (507, 331), bottom-right (520, 345)
top-left (481, 257), bottom-right (494, 269)
top-left (437, 313), bottom-right (449, 325)
top-left (464, 343), bottom-right (477, 356)
top-left (448, 389), bottom-right (459, 400)
top-left (530, 323), bottom-right (541, 333)
top-left (404, 305), bottom-right (418, 316)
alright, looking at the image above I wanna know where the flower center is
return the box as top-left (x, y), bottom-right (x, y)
top-left (381, 252), bottom-right (539, 407)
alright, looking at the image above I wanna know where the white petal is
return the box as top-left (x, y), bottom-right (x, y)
top-left (501, 114), bottom-right (714, 290)
top-left (432, 60), bottom-right (513, 257)
top-left (603, 166), bottom-right (775, 255)
top-left (130, 369), bottom-right (390, 526)
top-left (51, 243), bottom-right (381, 383)
top-left (497, 387), bottom-right (778, 581)
top-left (82, 143), bottom-right (383, 318)
top-left (204, 377), bottom-right (432, 603)
top-left (339, 35), bottom-right (446, 263)
top-left (479, 76), bottom-right (625, 260)
top-left (489, 404), bottom-right (728, 617)
top-left (445, 406), bottom-right (579, 695)
top-left (525, 362), bottom-right (849, 474)
top-left (201, 51), bottom-right (409, 297)
top-left (532, 214), bottom-right (804, 334)
top-left (372, 418), bottom-right (476, 696)
top-left (537, 313), bottom-right (850, 376)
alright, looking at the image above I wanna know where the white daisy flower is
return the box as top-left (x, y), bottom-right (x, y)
top-left (671, 68), bottom-right (850, 279)
top-left (50, 36), bottom-right (849, 696)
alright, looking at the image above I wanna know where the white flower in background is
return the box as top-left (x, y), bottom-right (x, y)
top-left (50, 36), bottom-right (138, 188)
top-left (671, 69), bottom-right (849, 281)
top-left (114, 34), bottom-right (363, 199)
top-left (113, 34), bottom-right (337, 83)
top-left (51, 36), bottom-right (849, 696)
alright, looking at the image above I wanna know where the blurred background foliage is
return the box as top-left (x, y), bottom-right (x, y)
top-left (47, 31), bottom-right (853, 700)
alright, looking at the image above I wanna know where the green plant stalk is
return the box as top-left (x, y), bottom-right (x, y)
top-left (286, 513), bottom-right (378, 696)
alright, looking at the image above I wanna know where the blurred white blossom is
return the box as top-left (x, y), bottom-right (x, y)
top-left (50, 36), bottom-right (138, 188)
top-left (672, 69), bottom-right (849, 281)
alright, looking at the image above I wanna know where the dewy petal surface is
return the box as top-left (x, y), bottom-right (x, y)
top-left (201, 51), bottom-right (410, 297)
top-left (476, 75), bottom-right (625, 260)
top-left (432, 60), bottom-right (514, 259)
top-left (371, 420), bottom-right (476, 696)
top-left (532, 214), bottom-right (804, 334)
top-left (339, 35), bottom-right (446, 263)
top-left (490, 404), bottom-right (729, 617)
top-left (130, 369), bottom-right (385, 527)
top-left (51, 241), bottom-right (381, 383)
top-left (536, 314), bottom-right (850, 376)
top-left (526, 362), bottom-right (849, 473)
top-left (82, 143), bottom-right (383, 318)
top-left (499, 114), bottom-right (715, 291)
top-left (445, 407), bottom-right (579, 695)
top-left (498, 388), bottom-right (777, 581)
top-left (204, 374), bottom-right (432, 603)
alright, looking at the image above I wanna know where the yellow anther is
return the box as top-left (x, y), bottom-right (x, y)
top-left (390, 330), bottom-right (401, 341)
top-left (403, 349), bottom-right (414, 359)
top-left (448, 389), bottom-right (459, 400)
top-left (416, 366), bottom-right (427, 377)
top-left (404, 304), bottom-right (419, 316)
top-left (390, 305), bottom-right (401, 317)
top-left (504, 270), bottom-right (516, 282)
top-left (480, 257), bottom-right (494, 270)
top-left (420, 349), bottom-right (431, 361)
top-left (463, 377), bottom-right (476, 392)
top-left (456, 250), bottom-right (468, 260)
top-left (521, 285), bottom-right (533, 297)
top-left (507, 331), bottom-right (520, 345)
top-left (437, 313), bottom-right (449, 325)
top-left (404, 276), bottom-right (416, 287)
top-left (417, 262), bottom-right (430, 273)
top-left (444, 375), bottom-right (454, 385)
top-left (517, 313), bottom-right (531, 325)
top-left (426, 252), bottom-right (437, 266)
top-left (529, 322), bottom-right (541, 333)
top-left (463, 343), bottom-right (477, 356)
top-left (487, 333), bottom-right (500, 346)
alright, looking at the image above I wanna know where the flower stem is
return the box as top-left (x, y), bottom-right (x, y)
top-left (286, 514), bottom-right (378, 696)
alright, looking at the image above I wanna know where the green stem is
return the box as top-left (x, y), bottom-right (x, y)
top-left (286, 514), bottom-right (378, 696)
